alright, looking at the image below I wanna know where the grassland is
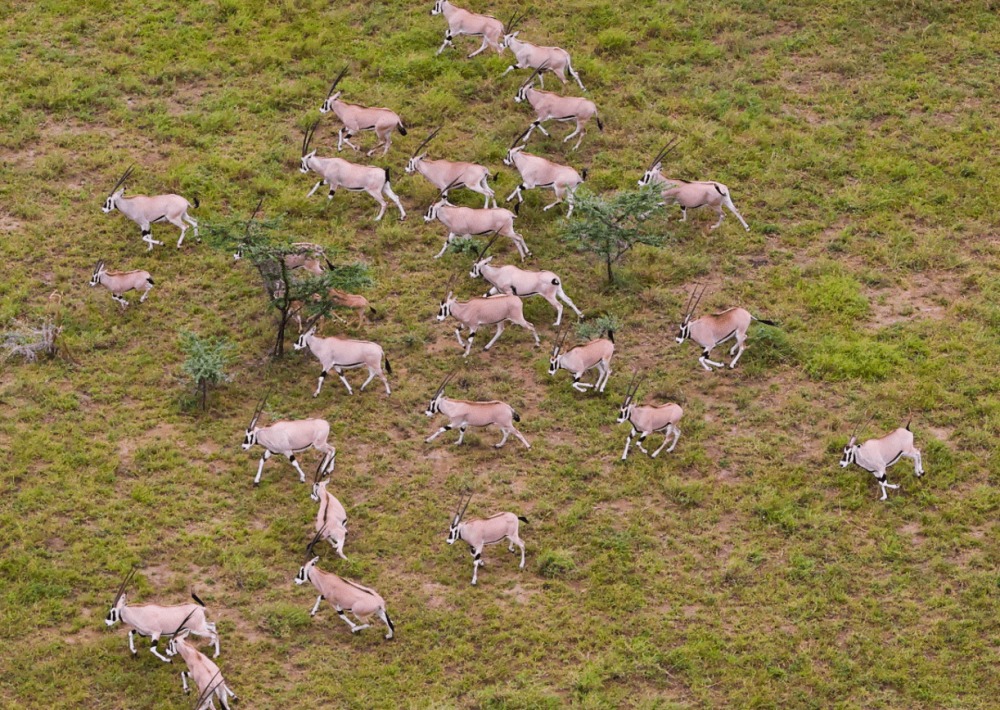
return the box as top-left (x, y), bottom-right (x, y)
top-left (1, 0), bottom-right (998, 707)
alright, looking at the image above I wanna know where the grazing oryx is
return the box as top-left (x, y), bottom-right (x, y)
top-left (504, 134), bottom-right (586, 216)
top-left (617, 374), bottom-right (684, 460)
top-left (675, 285), bottom-right (776, 371)
top-left (514, 66), bottom-right (602, 150)
top-left (319, 69), bottom-right (407, 157)
top-left (425, 372), bottom-right (531, 449)
top-left (105, 568), bottom-right (220, 662)
top-left (300, 121), bottom-right (406, 221)
top-left (309, 462), bottom-right (349, 560)
top-left (426, 180), bottom-right (529, 260)
top-left (548, 327), bottom-right (615, 392)
top-left (447, 493), bottom-right (528, 585)
top-left (500, 16), bottom-right (586, 91)
top-left (292, 288), bottom-right (377, 332)
top-left (840, 415), bottom-right (925, 501)
top-left (295, 556), bottom-right (395, 639)
top-left (405, 128), bottom-right (498, 208)
top-left (89, 261), bottom-right (154, 310)
top-left (164, 614), bottom-right (237, 710)
top-left (638, 141), bottom-right (750, 232)
top-left (242, 394), bottom-right (336, 485)
top-left (293, 322), bottom-right (392, 397)
top-left (102, 166), bottom-right (199, 250)
top-left (469, 234), bottom-right (582, 326)
top-left (431, 1), bottom-right (506, 57)
top-left (437, 283), bottom-right (540, 356)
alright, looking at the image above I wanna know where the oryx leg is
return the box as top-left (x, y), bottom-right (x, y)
top-left (511, 533), bottom-right (526, 568)
top-left (546, 295), bottom-right (564, 326)
top-left (709, 204), bottom-right (725, 231)
top-left (571, 372), bottom-right (594, 392)
top-left (310, 594), bottom-right (324, 616)
top-left (514, 317), bottom-right (540, 346)
top-left (495, 428), bottom-right (511, 448)
top-left (635, 432), bottom-right (650, 455)
top-left (112, 294), bottom-right (130, 309)
top-left (332, 367), bottom-right (354, 395)
top-left (314, 369), bottom-right (329, 398)
top-left (329, 535), bottom-right (347, 560)
top-left (471, 548), bottom-right (482, 585)
top-left (557, 287), bottom-right (584, 320)
top-left (338, 129), bottom-right (360, 153)
top-left (680, 206), bottom-right (688, 222)
top-left (501, 63), bottom-right (520, 77)
top-left (183, 212), bottom-right (199, 238)
top-left (652, 426), bottom-right (678, 457)
top-left (307, 180), bottom-right (325, 198)
top-left (253, 449), bottom-right (272, 485)
top-left (533, 120), bottom-right (550, 137)
top-left (569, 65), bottom-right (586, 91)
top-left (436, 33), bottom-right (453, 56)
top-left (511, 426), bottom-right (531, 449)
top-left (904, 448), bottom-right (925, 476)
top-left (180, 671), bottom-right (189, 693)
top-left (510, 231), bottom-right (530, 260)
top-left (359, 367), bottom-right (377, 392)
top-left (723, 193), bottom-right (750, 231)
top-left (148, 636), bottom-right (171, 663)
top-left (163, 215), bottom-right (188, 247)
top-left (505, 184), bottom-right (525, 203)
top-left (286, 453), bottom-right (307, 482)
top-left (426, 425), bottom-right (452, 442)
top-left (542, 185), bottom-right (565, 212)
top-left (435, 233), bottom-right (456, 259)
top-left (876, 474), bottom-right (899, 501)
top-left (377, 609), bottom-right (393, 639)
top-left (596, 361), bottom-right (611, 392)
top-left (454, 327), bottom-right (467, 347)
top-left (455, 425), bottom-right (468, 445)
top-left (382, 183), bottom-right (406, 220)
top-left (699, 348), bottom-right (725, 370)
top-left (484, 323), bottom-right (505, 350)
top-left (367, 129), bottom-right (391, 157)
top-left (562, 120), bottom-right (583, 148)
top-left (468, 36), bottom-right (490, 58)
top-left (728, 333), bottom-right (748, 368)
top-left (622, 428), bottom-right (636, 460)
top-left (367, 189), bottom-right (389, 221)
top-left (128, 629), bottom-right (138, 656)
top-left (139, 281), bottom-right (153, 303)
top-left (463, 328), bottom-right (476, 356)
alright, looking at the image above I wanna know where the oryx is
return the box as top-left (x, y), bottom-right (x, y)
top-left (447, 492), bottom-right (528, 585)
top-left (514, 66), bottom-right (602, 150)
top-left (840, 414), bottom-right (925, 501)
top-left (105, 567), bottom-right (220, 662)
top-left (405, 127), bottom-right (498, 208)
top-left (319, 68), bottom-right (408, 157)
top-left (425, 180), bottom-right (529, 260)
top-left (504, 131), bottom-right (586, 216)
top-left (89, 260), bottom-right (154, 310)
top-left (293, 321), bottom-right (392, 397)
top-left (638, 140), bottom-right (750, 231)
top-left (500, 15), bottom-right (586, 91)
top-left (675, 285), bottom-right (776, 371)
top-left (617, 373), bottom-right (684, 460)
top-left (310, 462), bottom-right (349, 560)
top-left (300, 121), bottom-right (406, 221)
top-left (295, 553), bottom-right (395, 639)
top-left (431, 1), bottom-right (506, 57)
top-left (425, 372), bottom-right (531, 449)
top-left (437, 284), bottom-right (540, 357)
top-left (548, 326), bottom-right (614, 392)
top-left (102, 166), bottom-right (200, 250)
top-left (164, 612), bottom-right (237, 710)
top-left (241, 393), bottom-right (336, 486)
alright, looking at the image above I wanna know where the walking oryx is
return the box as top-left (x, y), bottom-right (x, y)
top-left (548, 327), bottom-right (615, 392)
top-left (300, 121), bottom-right (406, 221)
top-left (426, 180), bottom-right (529, 259)
top-left (105, 568), bottom-right (220, 662)
top-left (89, 261), bottom-right (154, 310)
top-left (425, 372), bottom-right (530, 449)
top-left (295, 555), bottom-right (395, 639)
top-left (617, 374), bottom-right (684, 460)
top-left (405, 128), bottom-right (498, 208)
top-left (675, 286), bottom-right (776, 371)
top-left (102, 166), bottom-right (199, 250)
top-left (437, 285), bottom-right (540, 357)
top-left (840, 414), bottom-right (925, 501)
top-left (311, 462), bottom-right (349, 560)
top-left (514, 66), bottom-right (602, 150)
top-left (500, 18), bottom-right (586, 91)
top-left (319, 68), bottom-right (408, 156)
top-left (293, 322), bottom-right (392, 397)
top-left (164, 614), bottom-right (237, 710)
top-left (504, 134), bottom-right (586, 217)
top-left (242, 394), bottom-right (336, 485)
top-left (431, 1), bottom-right (507, 57)
top-left (469, 234), bottom-right (582, 326)
top-left (447, 493), bottom-right (528, 585)
top-left (638, 141), bottom-right (750, 231)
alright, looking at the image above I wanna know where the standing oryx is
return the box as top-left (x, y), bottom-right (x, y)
top-left (294, 322), bottom-right (392, 397)
top-left (164, 613), bottom-right (237, 710)
top-left (500, 17), bottom-right (586, 91)
top-left (504, 134), bottom-right (586, 216)
top-left (300, 121), bottom-right (406, 221)
top-left (431, 1), bottom-right (507, 57)
top-left (105, 568), bottom-right (220, 662)
top-left (514, 67), bottom-right (602, 150)
top-left (89, 261), bottom-right (154, 310)
top-left (469, 234), bottom-right (582, 326)
top-left (638, 141), bottom-right (750, 232)
top-left (548, 327), bottom-right (615, 393)
top-left (840, 415), bottom-right (925, 501)
top-left (295, 556), bottom-right (395, 639)
top-left (675, 286), bottom-right (776, 371)
top-left (102, 166), bottom-right (199, 250)
top-left (437, 284), bottom-right (540, 356)
top-left (447, 493), bottom-right (528, 585)
top-left (617, 374), bottom-right (684, 460)
top-left (425, 180), bottom-right (529, 260)
top-left (319, 69), bottom-right (407, 157)
top-left (310, 462), bottom-right (349, 560)
top-left (405, 128), bottom-right (498, 208)
top-left (242, 394), bottom-right (336, 485)
top-left (425, 372), bottom-right (530, 449)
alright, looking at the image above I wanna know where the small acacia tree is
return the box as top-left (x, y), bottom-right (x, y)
top-left (560, 186), bottom-right (667, 285)
top-left (179, 331), bottom-right (234, 410)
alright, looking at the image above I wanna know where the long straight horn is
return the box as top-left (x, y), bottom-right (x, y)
top-left (303, 119), bottom-right (320, 156)
top-left (326, 67), bottom-right (348, 100)
top-left (111, 566), bottom-right (137, 608)
top-left (506, 9), bottom-right (527, 33)
top-left (249, 390), bottom-right (270, 429)
top-left (510, 126), bottom-right (533, 148)
top-left (851, 410), bottom-right (875, 440)
top-left (689, 284), bottom-right (707, 319)
top-left (478, 230), bottom-right (502, 260)
top-left (193, 670), bottom-right (224, 710)
top-left (649, 137), bottom-right (680, 171)
top-left (110, 164), bottom-right (135, 193)
top-left (681, 284), bottom-right (698, 320)
top-left (313, 457), bottom-right (326, 485)
top-left (168, 607), bottom-right (198, 640)
top-left (458, 491), bottom-right (472, 520)
top-left (437, 177), bottom-right (462, 201)
top-left (412, 127), bottom-right (441, 158)
top-left (436, 370), bottom-right (457, 399)
top-left (521, 62), bottom-right (548, 89)
top-left (306, 527), bottom-right (326, 558)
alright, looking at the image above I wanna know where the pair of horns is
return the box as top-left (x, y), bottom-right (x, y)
top-left (849, 409), bottom-right (875, 441)
top-left (682, 284), bottom-right (707, 322)
top-left (111, 566), bottom-right (138, 608)
top-left (510, 125), bottom-right (532, 149)
top-left (476, 230), bottom-right (502, 261)
top-left (109, 165), bottom-right (135, 193)
top-left (302, 119), bottom-right (321, 156)
top-left (553, 323), bottom-right (572, 352)
top-left (648, 137), bottom-right (680, 171)
top-left (433, 370), bottom-right (458, 399)
top-left (624, 370), bottom-right (644, 400)
top-left (411, 127), bottom-right (442, 158)
top-left (435, 176), bottom-right (463, 203)
top-left (93, 259), bottom-right (106, 273)
top-left (166, 606), bottom-right (198, 643)
top-left (505, 8), bottom-right (527, 33)
top-left (325, 67), bottom-right (348, 100)
top-left (193, 670), bottom-right (225, 710)
top-left (454, 490), bottom-right (473, 521)
top-left (248, 390), bottom-right (270, 429)
top-left (520, 61), bottom-right (549, 90)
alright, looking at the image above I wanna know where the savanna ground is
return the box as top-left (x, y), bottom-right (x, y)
top-left (1, 0), bottom-right (998, 707)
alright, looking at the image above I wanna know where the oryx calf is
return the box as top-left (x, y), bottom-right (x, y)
top-left (292, 288), bottom-right (377, 332)
top-left (89, 261), bottom-right (154, 310)
top-left (167, 633), bottom-right (237, 710)
top-left (425, 198), bottom-right (529, 260)
top-left (437, 290), bottom-right (540, 356)
top-left (300, 122), bottom-right (406, 221)
top-left (431, 0), bottom-right (505, 57)
top-left (406, 128), bottom-right (498, 208)
top-left (102, 166), bottom-right (199, 250)
top-left (840, 419), bottom-right (925, 501)
top-left (319, 69), bottom-right (407, 157)
top-left (242, 395), bottom-right (336, 485)
top-left (617, 376), bottom-right (683, 460)
top-left (504, 141), bottom-right (586, 217)
top-left (676, 286), bottom-right (775, 371)
top-left (425, 373), bottom-right (530, 449)
top-left (514, 68), bottom-right (602, 150)
top-left (294, 558), bottom-right (395, 639)
top-left (447, 494), bottom-right (528, 585)
top-left (548, 328), bottom-right (614, 392)
top-left (500, 31), bottom-right (586, 91)
top-left (294, 326), bottom-right (391, 397)
top-left (312, 474), bottom-right (349, 560)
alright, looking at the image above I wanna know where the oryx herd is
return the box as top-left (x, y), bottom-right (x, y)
top-left (91, 2), bottom-right (928, 705)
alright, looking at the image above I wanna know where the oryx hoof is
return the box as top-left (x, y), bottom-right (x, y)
top-left (651, 452), bottom-right (659, 458)
top-left (494, 444), bottom-right (503, 449)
